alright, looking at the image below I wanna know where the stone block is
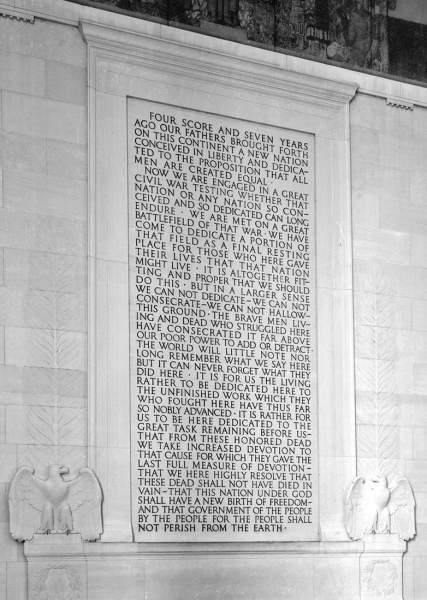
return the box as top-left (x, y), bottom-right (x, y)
top-left (357, 458), bottom-right (405, 480)
top-left (5, 327), bottom-right (86, 370)
top-left (413, 492), bottom-right (427, 524)
top-left (47, 139), bottom-right (87, 181)
top-left (414, 364), bottom-right (427, 394)
top-left (355, 325), bottom-right (377, 360)
top-left (0, 561), bottom-right (5, 599)
top-left (4, 248), bottom-right (86, 293)
top-left (412, 109), bottom-right (427, 145)
top-left (351, 94), bottom-right (413, 137)
top-left (17, 444), bottom-right (87, 476)
top-left (3, 169), bottom-right (86, 220)
top-left (314, 556), bottom-right (359, 599)
top-left (145, 556), bottom-right (314, 600)
top-left (46, 61), bottom-right (86, 105)
top-left (0, 286), bottom-right (85, 333)
top-left (393, 359), bottom-right (416, 395)
top-left (0, 326), bottom-right (4, 364)
top-left (0, 483), bottom-right (8, 523)
top-left (377, 330), bottom-right (427, 363)
top-left (400, 428), bottom-right (414, 460)
top-left (356, 392), bottom-right (379, 426)
top-left (356, 424), bottom-right (379, 459)
top-left (408, 524), bottom-right (427, 556)
top-left (5, 328), bottom-right (54, 369)
top-left (0, 444), bottom-right (17, 483)
top-left (354, 260), bottom-right (414, 298)
top-left (55, 368), bottom-right (87, 398)
top-left (413, 300), bottom-right (427, 331)
top-left (87, 558), bottom-right (145, 600)
top-left (0, 392), bottom-right (85, 410)
top-left (0, 406), bottom-right (4, 443)
top-left (357, 423), bottom-right (412, 462)
top-left (378, 132), bottom-right (415, 172)
top-left (0, 365), bottom-right (86, 400)
top-left (0, 51), bottom-right (45, 95)
top-left (353, 227), bottom-right (411, 265)
top-left (0, 130), bottom-right (46, 173)
top-left (355, 358), bottom-right (396, 394)
top-left (414, 556), bottom-right (427, 600)
top-left (414, 269), bottom-right (427, 300)
top-left (352, 189), bottom-right (380, 229)
top-left (0, 523), bottom-right (17, 561)
top-left (28, 559), bottom-right (87, 600)
top-left (0, 287), bottom-right (56, 330)
top-left (0, 249), bottom-right (3, 285)
top-left (380, 194), bottom-right (427, 236)
top-left (0, 18), bottom-right (85, 66)
top-left (404, 460), bottom-right (427, 493)
top-left (353, 164), bottom-right (410, 233)
top-left (360, 535), bottom-right (405, 600)
top-left (6, 405), bottom-right (85, 446)
top-left (354, 292), bottom-right (412, 330)
top-left (399, 395), bottom-right (427, 428)
top-left (351, 126), bottom-right (380, 164)
top-left (411, 235), bottom-right (427, 267)
top-left (403, 555), bottom-right (415, 600)
top-left (55, 331), bottom-right (86, 370)
top-left (0, 209), bottom-right (86, 255)
top-left (6, 561), bottom-right (28, 600)
top-left (55, 293), bottom-right (86, 333)
top-left (318, 456), bottom-right (356, 540)
top-left (356, 393), bottom-right (400, 427)
top-left (3, 92), bottom-right (86, 144)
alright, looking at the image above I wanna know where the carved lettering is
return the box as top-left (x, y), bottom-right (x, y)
top-left (129, 100), bottom-right (317, 541)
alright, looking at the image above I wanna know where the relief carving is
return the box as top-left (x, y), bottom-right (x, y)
top-left (9, 465), bottom-right (103, 542)
top-left (362, 560), bottom-right (398, 597)
top-left (345, 476), bottom-right (415, 541)
top-left (34, 566), bottom-right (82, 600)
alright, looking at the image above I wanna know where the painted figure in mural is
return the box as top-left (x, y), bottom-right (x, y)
top-left (348, 0), bottom-right (372, 67)
top-left (207, 0), bottom-right (239, 26)
top-left (369, 0), bottom-right (390, 72)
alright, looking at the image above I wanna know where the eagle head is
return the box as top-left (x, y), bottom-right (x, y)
top-left (367, 475), bottom-right (387, 490)
top-left (366, 475), bottom-right (390, 508)
top-left (47, 465), bottom-right (70, 478)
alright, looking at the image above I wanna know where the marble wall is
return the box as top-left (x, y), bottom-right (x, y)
top-left (0, 16), bottom-right (88, 598)
top-left (0, 1), bottom-right (427, 598)
top-left (351, 94), bottom-right (427, 599)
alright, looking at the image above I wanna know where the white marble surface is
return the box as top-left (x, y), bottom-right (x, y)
top-left (0, 0), bottom-right (426, 598)
top-left (82, 11), bottom-right (357, 545)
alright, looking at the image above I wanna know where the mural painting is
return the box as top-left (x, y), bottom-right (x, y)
top-left (75, 0), bottom-right (425, 84)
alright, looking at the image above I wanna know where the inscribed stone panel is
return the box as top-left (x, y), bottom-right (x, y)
top-left (128, 98), bottom-right (317, 541)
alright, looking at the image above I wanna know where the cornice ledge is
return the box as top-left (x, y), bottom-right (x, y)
top-left (0, 5), bottom-right (35, 22)
top-left (25, 538), bottom-right (365, 558)
top-left (80, 20), bottom-right (358, 107)
top-left (386, 95), bottom-right (414, 110)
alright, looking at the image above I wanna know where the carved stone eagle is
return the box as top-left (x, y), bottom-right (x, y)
top-left (345, 475), bottom-right (415, 541)
top-left (9, 465), bottom-right (103, 542)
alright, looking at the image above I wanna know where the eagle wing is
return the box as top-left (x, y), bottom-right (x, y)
top-left (389, 477), bottom-right (415, 541)
top-left (345, 476), bottom-right (376, 540)
top-left (67, 468), bottom-right (103, 541)
top-left (8, 467), bottom-right (45, 541)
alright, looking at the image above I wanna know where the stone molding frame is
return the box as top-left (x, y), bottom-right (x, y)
top-left (80, 18), bottom-right (358, 544)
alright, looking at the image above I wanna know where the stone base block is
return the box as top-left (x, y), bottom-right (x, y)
top-left (22, 534), bottom-right (408, 600)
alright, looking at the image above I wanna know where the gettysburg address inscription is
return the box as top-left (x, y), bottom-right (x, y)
top-left (128, 98), bottom-right (317, 541)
